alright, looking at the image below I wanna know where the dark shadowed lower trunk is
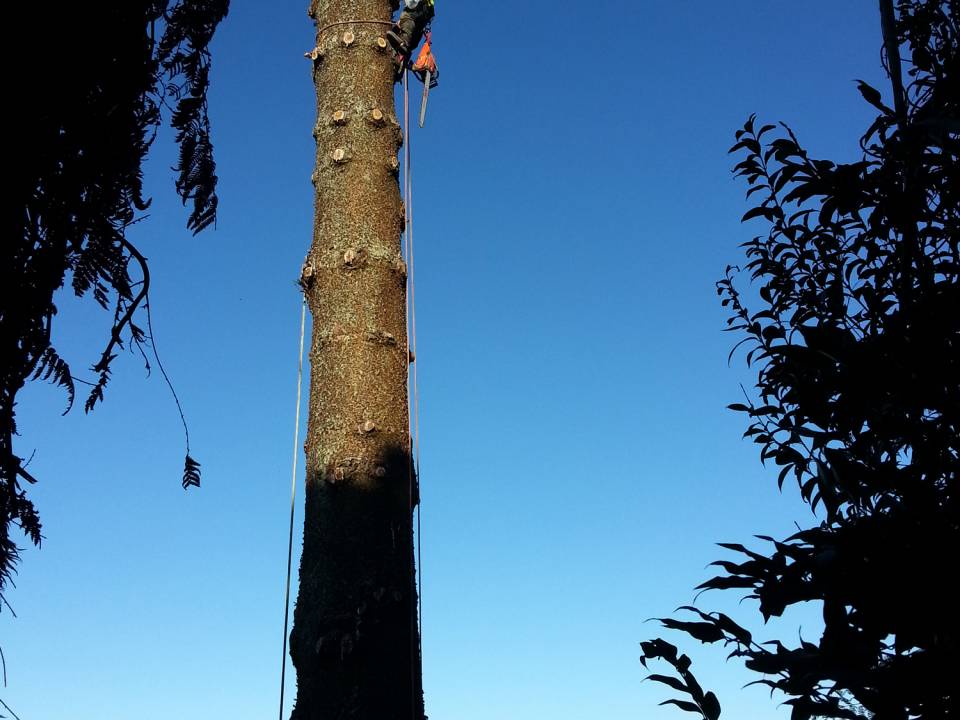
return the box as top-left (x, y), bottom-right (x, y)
top-left (289, 1), bottom-right (422, 718)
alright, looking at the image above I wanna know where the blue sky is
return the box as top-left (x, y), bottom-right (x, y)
top-left (6, 2), bottom-right (888, 718)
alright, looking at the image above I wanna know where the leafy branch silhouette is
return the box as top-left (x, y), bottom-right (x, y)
top-left (644, 3), bottom-right (957, 718)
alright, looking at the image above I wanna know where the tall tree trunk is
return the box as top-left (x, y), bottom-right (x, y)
top-left (290, 1), bottom-right (422, 718)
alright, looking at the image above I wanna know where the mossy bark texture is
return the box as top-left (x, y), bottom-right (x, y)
top-left (290, 1), bottom-right (422, 718)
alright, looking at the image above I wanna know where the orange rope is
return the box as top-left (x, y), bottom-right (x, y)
top-left (407, 87), bottom-right (423, 637)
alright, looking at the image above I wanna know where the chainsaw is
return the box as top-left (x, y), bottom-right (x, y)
top-left (411, 31), bottom-right (439, 128)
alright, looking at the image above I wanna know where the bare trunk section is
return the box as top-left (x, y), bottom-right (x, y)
top-left (290, 1), bottom-right (422, 718)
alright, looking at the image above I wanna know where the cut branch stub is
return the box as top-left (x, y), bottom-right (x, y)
top-left (365, 329), bottom-right (397, 346)
top-left (300, 259), bottom-right (316, 288)
top-left (343, 248), bottom-right (368, 269)
top-left (326, 457), bottom-right (362, 484)
top-left (368, 108), bottom-right (385, 126)
top-left (376, 36), bottom-right (388, 51)
top-left (342, 31), bottom-right (355, 46)
top-left (360, 420), bottom-right (377, 435)
top-left (332, 147), bottom-right (349, 164)
top-left (332, 109), bottom-right (349, 125)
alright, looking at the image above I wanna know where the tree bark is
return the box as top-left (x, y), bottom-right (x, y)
top-left (290, 1), bottom-right (422, 718)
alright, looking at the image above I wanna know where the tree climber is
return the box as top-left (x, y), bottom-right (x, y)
top-left (387, 0), bottom-right (435, 57)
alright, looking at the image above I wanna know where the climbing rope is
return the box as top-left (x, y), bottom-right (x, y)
top-left (278, 297), bottom-right (307, 720)
top-left (403, 65), bottom-right (427, 717)
top-left (403, 64), bottom-right (425, 675)
top-left (314, 18), bottom-right (394, 35)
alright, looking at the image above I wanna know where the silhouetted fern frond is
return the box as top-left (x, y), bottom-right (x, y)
top-left (31, 347), bottom-right (76, 413)
top-left (84, 358), bottom-right (114, 414)
top-left (182, 455), bottom-right (201, 489)
top-left (160, 0), bottom-right (228, 236)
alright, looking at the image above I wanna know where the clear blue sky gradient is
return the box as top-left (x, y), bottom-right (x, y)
top-left (7, 2), bottom-right (888, 718)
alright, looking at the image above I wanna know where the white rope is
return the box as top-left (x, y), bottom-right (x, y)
top-left (278, 297), bottom-right (308, 720)
top-left (403, 65), bottom-right (425, 712)
top-left (406, 75), bottom-right (424, 664)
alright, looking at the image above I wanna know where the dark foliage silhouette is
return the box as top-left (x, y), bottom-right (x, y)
top-left (642, 2), bottom-right (957, 718)
top-left (2, 1), bottom-right (229, 610)
top-left (640, 638), bottom-right (721, 720)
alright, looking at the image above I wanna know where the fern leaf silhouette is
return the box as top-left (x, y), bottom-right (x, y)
top-left (182, 454), bottom-right (201, 490)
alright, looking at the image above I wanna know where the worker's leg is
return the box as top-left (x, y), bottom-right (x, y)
top-left (387, 13), bottom-right (415, 55)
top-left (387, 2), bottom-right (434, 56)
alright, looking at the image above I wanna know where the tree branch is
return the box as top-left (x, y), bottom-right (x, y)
top-left (0, 696), bottom-right (23, 720)
top-left (14, 465), bottom-right (38, 486)
top-left (879, 0), bottom-right (908, 125)
top-left (89, 236), bottom-right (150, 377)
